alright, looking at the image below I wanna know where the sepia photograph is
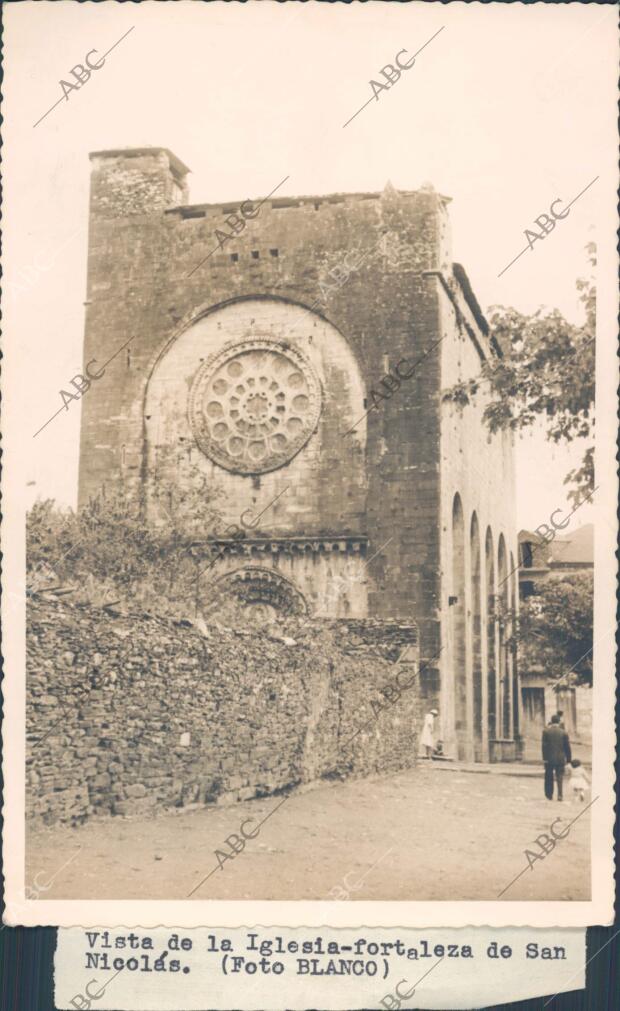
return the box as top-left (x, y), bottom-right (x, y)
top-left (2, 1), bottom-right (617, 931)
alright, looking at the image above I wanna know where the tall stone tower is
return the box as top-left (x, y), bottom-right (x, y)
top-left (79, 147), bottom-right (519, 762)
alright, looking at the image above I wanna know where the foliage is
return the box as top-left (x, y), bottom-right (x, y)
top-left (515, 573), bottom-right (593, 686)
top-left (27, 469), bottom-right (228, 619)
top-left (445, 243), bottom-right (595, 503)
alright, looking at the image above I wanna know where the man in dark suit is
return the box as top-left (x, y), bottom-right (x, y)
top-left (542, 713), bottom-right (572, 801)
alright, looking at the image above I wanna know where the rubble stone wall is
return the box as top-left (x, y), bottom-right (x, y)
top-left (27, 599), bottom-right (419, 826)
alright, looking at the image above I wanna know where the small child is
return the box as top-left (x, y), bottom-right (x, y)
top-left (569, 759), bottom-right (589, 803)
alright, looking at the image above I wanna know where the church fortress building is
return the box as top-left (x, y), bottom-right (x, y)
top-left (78, 147), bottom-right (520, 763)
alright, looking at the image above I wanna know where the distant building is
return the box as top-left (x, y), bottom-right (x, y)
top-left (518, 523), bottom-right (593, 598)
top-left (518, 523), bottom-right (593, 759)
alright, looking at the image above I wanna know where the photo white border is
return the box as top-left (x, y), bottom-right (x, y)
top-left (2, 0), bottom-right (617, 929)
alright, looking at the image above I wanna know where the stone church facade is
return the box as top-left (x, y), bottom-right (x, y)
top-left (78, 147), bottom-right (520, 763)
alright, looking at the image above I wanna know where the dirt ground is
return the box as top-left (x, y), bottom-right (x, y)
top-left (26, 763), bottom-right (590, 902)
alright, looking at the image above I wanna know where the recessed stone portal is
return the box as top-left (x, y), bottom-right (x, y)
top-left (205, 566), bottom-right (308, 626)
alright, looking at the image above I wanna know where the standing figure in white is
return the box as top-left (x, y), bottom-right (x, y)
top-left (419, 708), bottom-right (439, 760)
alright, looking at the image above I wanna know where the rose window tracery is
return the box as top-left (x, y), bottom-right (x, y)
top-left (188, 339), bottom-right (322, 474)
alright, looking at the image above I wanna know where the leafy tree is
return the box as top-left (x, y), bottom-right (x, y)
top-left (26, 464), bottom-right (229, 619)
top-left (445, 243), bottom-right (595, 503)
top-left (515, 573), bottom-right (593, 686)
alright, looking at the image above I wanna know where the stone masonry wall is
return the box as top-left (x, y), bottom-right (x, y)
top-left (26, 599), bottom-right (419, 827)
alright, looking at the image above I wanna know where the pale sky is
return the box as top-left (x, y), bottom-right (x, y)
top-left (3, 1), bottom-right (617, 528)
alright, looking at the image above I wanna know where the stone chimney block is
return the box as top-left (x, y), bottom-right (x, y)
top-left (88, 147), bottom-right (190, 218)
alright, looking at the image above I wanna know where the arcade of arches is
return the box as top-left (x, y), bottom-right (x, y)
top-left (450, 493), bottom-right (519, 763)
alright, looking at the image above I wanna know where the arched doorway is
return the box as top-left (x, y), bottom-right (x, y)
top-left (205, 566), bottom-right (308, 627)
top-left (485, 528), bottom-right (496, 743)
top-left (510, 552), bottom-right (519, 741)
top-left (470, 513), bottom-right (483, 760)
top-left (452, 494), bottom-right (467, 759)
top-left (498, 535), bottom-right (510, 738)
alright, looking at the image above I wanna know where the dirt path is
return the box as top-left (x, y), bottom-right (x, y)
top-left (26, 764), bottom-right (590, 902)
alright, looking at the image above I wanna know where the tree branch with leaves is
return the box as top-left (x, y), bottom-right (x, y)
top-left (445, 243), bottom-right (595, 504)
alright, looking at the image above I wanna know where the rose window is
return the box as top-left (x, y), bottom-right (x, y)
top-left (188, 339), bottom-right (322, 474)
